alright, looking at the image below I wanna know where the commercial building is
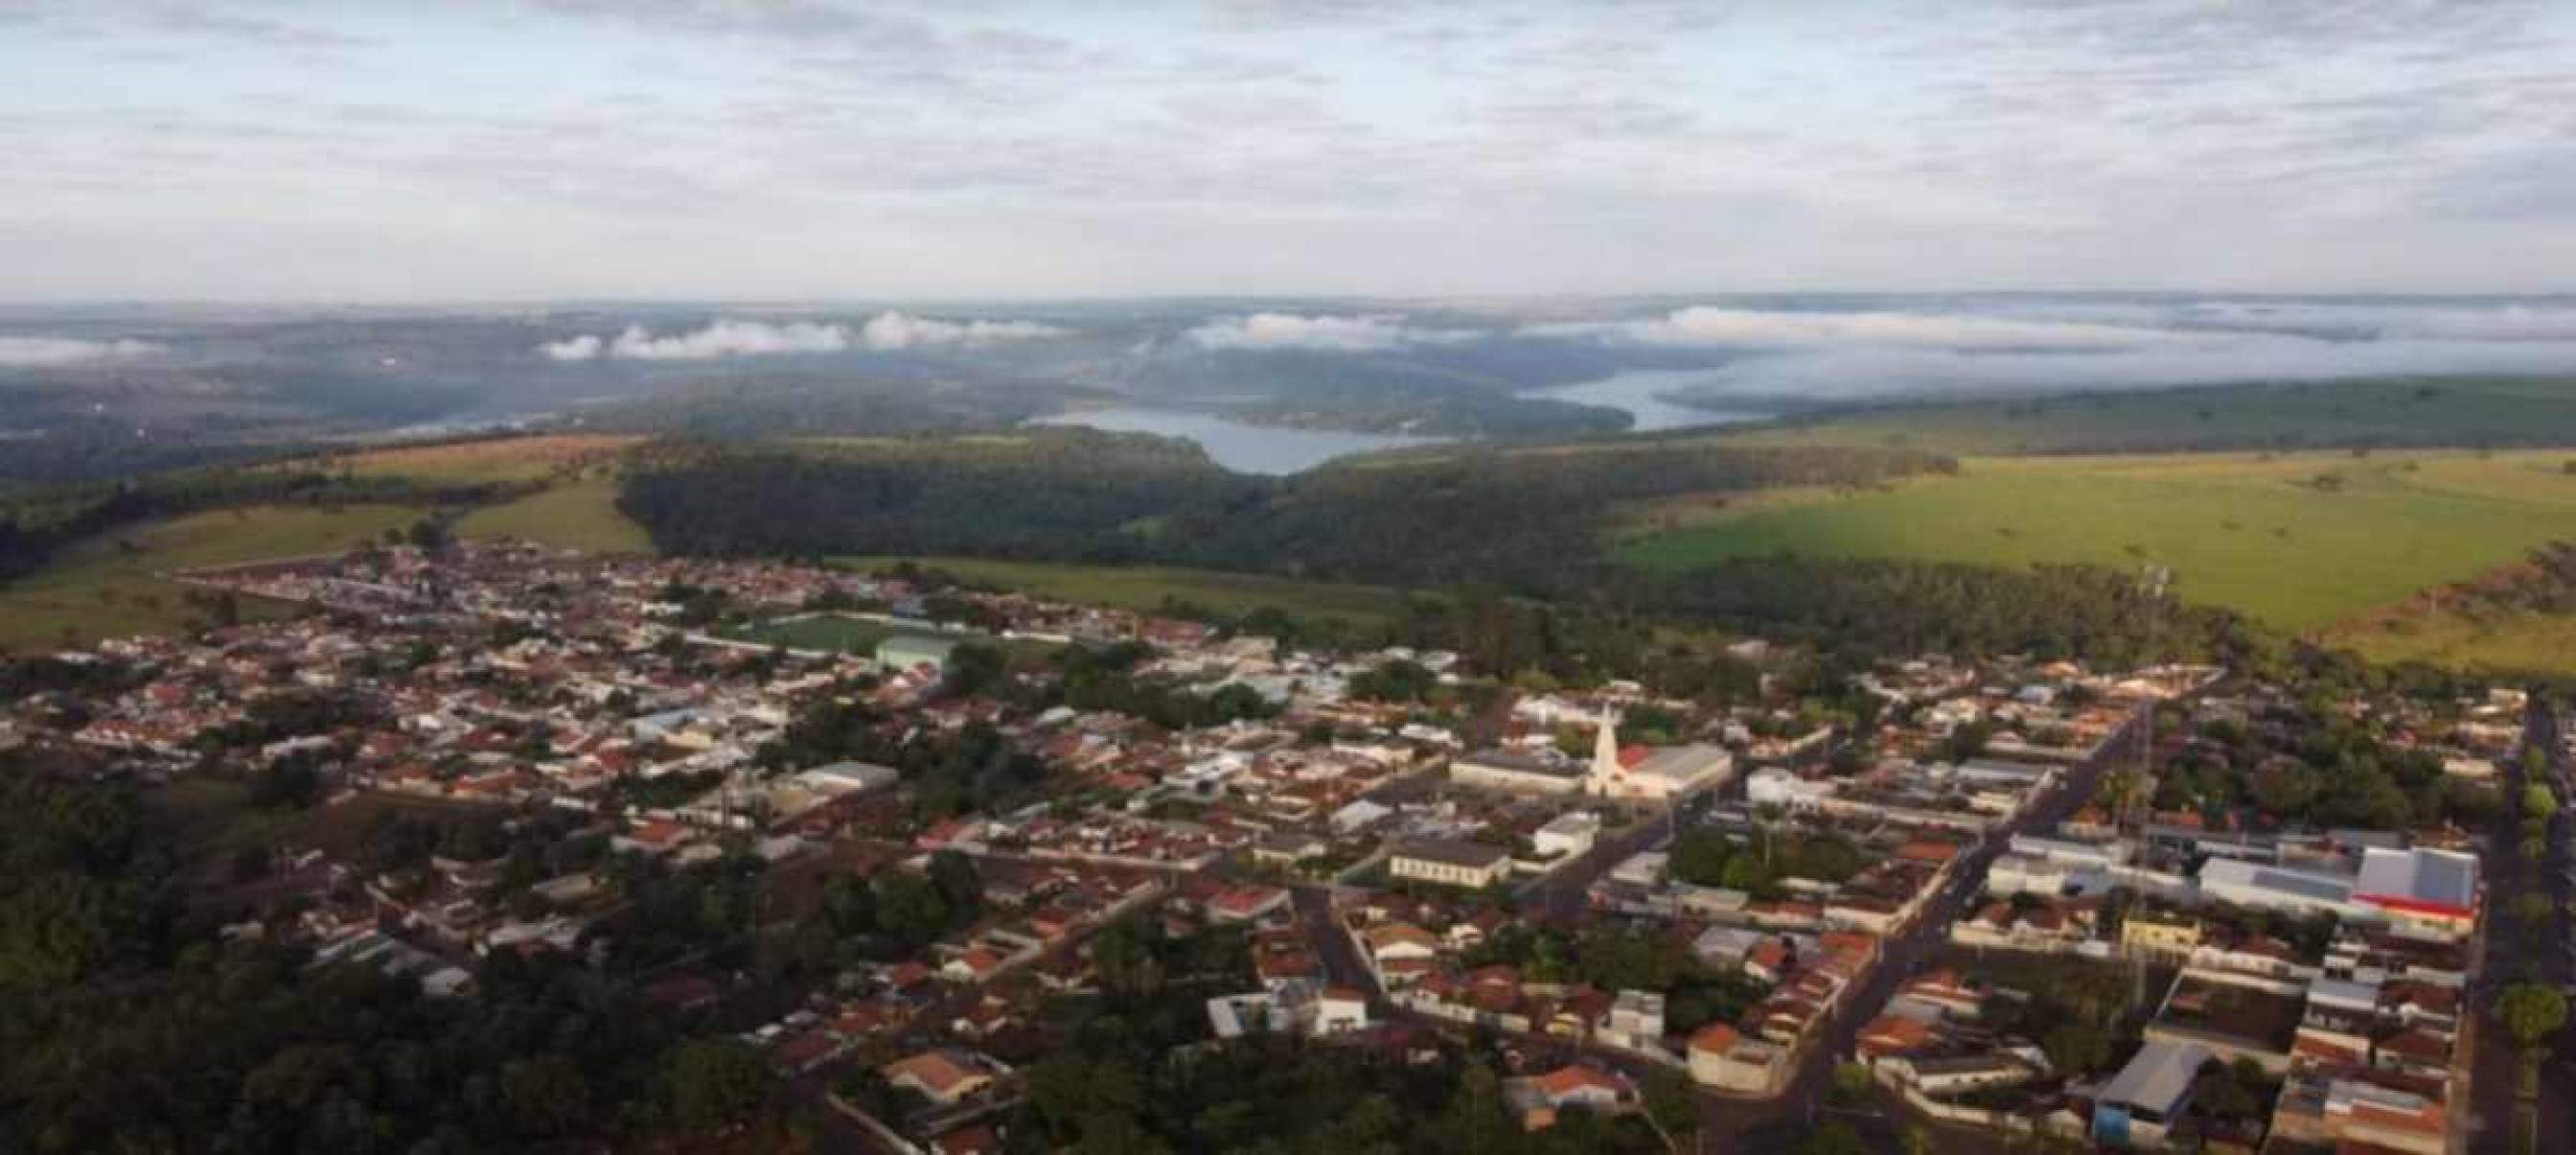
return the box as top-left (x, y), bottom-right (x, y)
top-left (1388, 839), bottom-right (1512, 889)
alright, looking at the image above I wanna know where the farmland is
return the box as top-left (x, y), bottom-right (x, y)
top-left (1614, 450), bottom-right (2576, 636)
top-left (290, 433), bottom-right (646, 483)
top-left (1711, 378), bottom-right (2576, 456)
top-left (0, 503), bottom-right (420, 652)
top-left (837, 555), bottom-right (1409, 627)
top-left (453, 476), bottom-right (652, 553)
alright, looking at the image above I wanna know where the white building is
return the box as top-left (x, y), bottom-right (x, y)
top-left (1534, 811), bottom-right (1603, 860)
top-left (1745, 767), bottom-right (1837, 811)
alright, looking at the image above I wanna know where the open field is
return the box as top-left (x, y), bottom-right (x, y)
top-left (2327, 611), bottom-right (2576, 677)
top-left (1711, 378), bottom-right (2576, 456)
top-left (837, 554), bottom-right (1409, 626)
top-left (718, 613), bottom-right (896, 655)
top-left (292, 433), bottom-right (646, 483)
top-left (454, 475), bottom-right (653, 553)
top-left (0, 503), bottom-right (418, 652)
top-left (1615, 450), bottom-right (2576, 636)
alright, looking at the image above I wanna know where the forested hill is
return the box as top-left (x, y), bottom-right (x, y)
top-left (615, 431), bottom-right (1954, 588)
top-left (614, 432), bottom-right (2279, 669)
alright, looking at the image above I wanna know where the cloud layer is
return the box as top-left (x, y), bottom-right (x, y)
top-left (1184, 312), bottom-right (1470, 352)
top-left (17, 3), bottom-right (2573, 300)
top-left (540, 313), bottom-right (1064, 361)
top-left (1539, 301), bottom-right (2576, 402)
top-left (0, 336), bottom-right (161, 367)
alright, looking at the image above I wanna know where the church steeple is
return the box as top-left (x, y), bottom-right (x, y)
top-left (1591, 706), bottom-right (1622, 790)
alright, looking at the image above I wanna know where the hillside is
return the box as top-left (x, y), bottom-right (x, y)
top-left (1706, 378), bottom-right (2576, 456)
top-left (1615, 450), bottom-right (2576, 642)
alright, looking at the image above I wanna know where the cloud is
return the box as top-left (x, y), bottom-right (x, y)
top-left (1184, 312), bottom-right (1474, 352)
top-left (1530, 299), bottom-right (2576, 403)
top-left (1529, 306), bottom-right (2200, 351)
top-left (0, 335), bottom-right (161, 366)
top-left (538, 334), bottom-right (603, 361)
top-left (537, 313), bottom-right (1064, 361)
top-left (608, 319), bottom-right (851, 360)
top-left (1680, 335), bottom-right (2576, 403)
top-left (858, 312), bottom-right (1064, 350)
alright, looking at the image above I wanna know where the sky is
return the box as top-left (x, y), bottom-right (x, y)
top-left (4, 0), bottom-right (2576, 302)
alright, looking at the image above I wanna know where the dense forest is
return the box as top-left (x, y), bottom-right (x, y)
top-left (616, 432), bottom-right (1953, 585)
top-left (615, 433), bottom-right (2276, 668)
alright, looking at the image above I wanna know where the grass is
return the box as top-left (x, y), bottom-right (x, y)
top-left (719, 614), bottom-right (896, 655)
top-left (836, 554), bottom-right (1409, 627)
top-left (1614, 450), bottom-right (2576, 635)
top-left (453, 475), bottom-right (652, 553)
top-left (0, 503), bottom-right (421, 652)
top-left (288, 433), bottom-right (645, 483)
top-left (1714, 378), bottom-right (2576, 457)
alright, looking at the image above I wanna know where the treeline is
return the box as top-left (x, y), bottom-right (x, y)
top-left (0, 756), bottom-right (796, 1152)
top-left (618, 431), bottom-right (2288, 671)
top-left (618, 432), bottom-right (1255, 564)
top-left (616, 431), bottom-right (1953, 589)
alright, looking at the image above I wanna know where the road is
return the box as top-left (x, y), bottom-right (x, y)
top-left (2465, 694), bottom-right (2574, 1155)
top-left (1690, 705), bottom-right (2151, 1152)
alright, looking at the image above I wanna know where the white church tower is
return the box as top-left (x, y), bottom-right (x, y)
top-left (1589, 706), bottom-right (1625, 796)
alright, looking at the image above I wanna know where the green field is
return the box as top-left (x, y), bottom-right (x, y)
top-left (0, 503), bottom-right (420, 652)
top-left (719, 613), bottom-right (896, 654)
top-left (1616, 450), bottom-right (2576, 635)
top-left (454, 476), bottom-right (653, 553)
top-left (289, 433), bottom-right (646, 483)
top-left (837, 555), bottom-right (1409, 627)
top-left (1714, 378), bottom-right (2576, 456)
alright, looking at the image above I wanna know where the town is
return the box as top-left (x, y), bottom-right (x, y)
top-left (7, 535), bottom-right (2566, 1155)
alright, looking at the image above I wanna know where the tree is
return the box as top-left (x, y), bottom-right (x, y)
top-left (2098, 768), bottom-right (2149, 831)
top-left (2042, 1020), bottom-right (2114, 1074)
top-left (1798, 1122), bottom-right (1867, 1155)
top-left (663, 1039), bottom-right (770, 1133)
top-left (501, 1055), bottom-right (592, 1138)
top-left (2497, 983), bottom-right (2569, 1051)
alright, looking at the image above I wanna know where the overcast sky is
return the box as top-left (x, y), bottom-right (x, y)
top-left (5, 0), bottom-right (2575, 302)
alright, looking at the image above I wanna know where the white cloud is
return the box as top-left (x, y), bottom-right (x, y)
top-left (1184, 312), bottom-right (1472, 352)
top-left (858, 312), bottom-right (1063, 350)
top-left (610, 319), bottom-right (851, 360)
top-left (535, 313), bottom-right (1063, 361)
top-left (1529, 306), bottom-right (2199, 351)
top-left (539, 333), bottom-right (603, 361)
top-left (0, 336), bottom-right (161, 366)
top-left (1681, 335), bottom-right (2576, 402)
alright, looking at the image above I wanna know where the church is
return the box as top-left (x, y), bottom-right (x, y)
top-left (1587, 709), bottom-right (1735, 802)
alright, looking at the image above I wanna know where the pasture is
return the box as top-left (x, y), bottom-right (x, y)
top-left (295, 433), bottom-right (645, 483)
top-left (1615, 450), bottom-right (2576, 636)
top-left (0, 503), bottom-right (418, 651)
top-left (454, 476), bottom-right (653, 553)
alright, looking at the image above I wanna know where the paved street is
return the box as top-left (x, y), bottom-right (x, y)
top-left (1691, 703), bottom-right (2150, 1152)
top-left (2465, 696), bottom-right (2573, 1155)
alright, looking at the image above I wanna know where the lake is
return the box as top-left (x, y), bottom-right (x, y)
top-left (1522, 368), bottom-right (1768, 433)
top-left (1025, 407), bottom-right (1442, 474)
top-left (1034, 371), bottom-right (1769, 474)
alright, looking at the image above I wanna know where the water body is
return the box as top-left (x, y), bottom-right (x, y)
top-left (1027, 407), bottom-right (1443, 474)
top-left (1523, 368), bottom-right (1769, 433)
top-left (1036, 371), bottom-right (1772, 474)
